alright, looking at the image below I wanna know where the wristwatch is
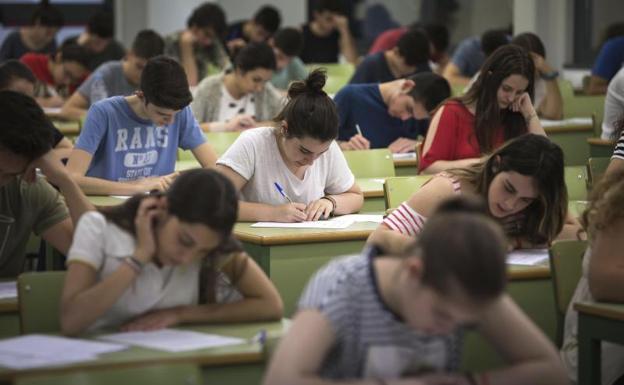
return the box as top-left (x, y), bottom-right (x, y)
top-left (541, 70), bottom-right (559, 80)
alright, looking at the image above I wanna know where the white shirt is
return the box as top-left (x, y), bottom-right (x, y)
top-left (217, 84), bottom-right (256, 123)
top-left (216, 126), bottom-right (355, 206)
top-left (67, 211), bottom-right (241, 332)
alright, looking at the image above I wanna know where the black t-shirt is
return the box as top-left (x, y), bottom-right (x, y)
top-left (0, 30), bottom-right (56, 61)
top-left (299, 23), bottom-right (340, 64)
top-left (349, 52), bottom-right (431, 84)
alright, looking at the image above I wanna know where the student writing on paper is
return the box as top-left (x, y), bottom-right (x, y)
top-left (0, 91), bottom-right (94, 278)
top-left (561, 169), bottom-right (624, 385)
top-left (264, 196), bottom-right (568, 385)
top-left (216, 69), bottom-right (363, 222)
top-left (61, 30), bottom-right (164, 121)
top-left (60, 169), bottom-right (283, 335)
top-left (420, 45), bottom-right (547, 174)
top-left (335, 72), bottom-right (450, 153)
top-left (369, 135), bottom-right (581, 254)
top-left (0, 60), bottom-right (73, 159)
top-left (191, 42), bottom-right (284, 132)
top-left (66, 56), bottom-right (218, 196)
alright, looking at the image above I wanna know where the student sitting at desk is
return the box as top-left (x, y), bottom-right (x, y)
top-left (348, 28), bottom-right (431, 85)
top-left (216, 69), bottom-right (363, 222)
top-left (61, 30), bottom-right (165, 121)
top-left (269, 28), bottom-right (308, 92)
top-left (264, 196), bottom-right (568, 384)
top-left (420, 45), bottom-right (547, 174)
top-left (60, 169), bottom-right (283, 335)
top-left (66, 56), bottom-right (218, 196)
top-left (191, 42), bottom-right (284, 132)
top-left (0, 60), bottom-right (72, 159)
top-left (369, 134), bottom-right (581, 254)
top-left (164, 2), bottom-right (230, 87)
top-left (0, 91), bottom-right (94, 278)
top-left (561, 169), bottom-right (624, 385)
top-left (20, 43), bottom-right (91, 108)
top-left (336, 72), bottom-right (450, 153)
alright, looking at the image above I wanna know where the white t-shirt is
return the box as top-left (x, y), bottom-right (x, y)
top-left (67, 211), bottom-right (241, 332)
top-left (217, 84), bottom-right (257, 123)
top-left (217, 126), bottom-right (355, 206)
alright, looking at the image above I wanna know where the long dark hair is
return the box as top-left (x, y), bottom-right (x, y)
top-left (458, 45), bottom-right (535, 152)
top-left (451, 134), bottom-right (567, 245)
top-left (99, 169), bottom-right (244, 303)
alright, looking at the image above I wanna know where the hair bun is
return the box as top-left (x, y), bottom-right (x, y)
top-left (287, 68), bottom-right (327, 98)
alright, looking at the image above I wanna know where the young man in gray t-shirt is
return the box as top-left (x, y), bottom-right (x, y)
top-left (60, 30), bottom-right (164, 120)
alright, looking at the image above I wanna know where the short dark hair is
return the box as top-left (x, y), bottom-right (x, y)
top-left (254, 5), bottom-right (281, 35)
top-left (422, 23), bottom-right (449, 53)
top-left (406, 195), bottom-right (507, 302)
top-left (406, 72), bottom-right (451, 112)
top-left (187, 2), bottom-right (227, 39)
top-left (31, 4), bottom-right (64, 28)
top-left (273, 28), bottom-right (304, 57)
top-left (0, 60), bottom-right (36, 89)
top-left (59, 42), bottom-right (90, 69)
top-left (233, 42), bottom-right (276, 72)
top-left (273, 69), bottom-right (338, 142)
top-left (140, 55), bottom-right (192, 110)
top-left (86, 10), bottom-right (113, 39)
top-left (132, 29), bottom-right (165, 60)
top-left (511, 32), bottom-right (546, 59)
top-left (0, 90), bottom-right (54, 161)
top-left (314, 0), bottom-right (344, 14)
top-left (481, 29), bottom-right (509, 57)
top-left (396, 29), bottom-right (430, 67)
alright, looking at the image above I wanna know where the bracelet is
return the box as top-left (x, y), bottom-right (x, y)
top-left (123, 256), bottom-right (144, 274)
top-left (320, 196), bottom-right (337, 215)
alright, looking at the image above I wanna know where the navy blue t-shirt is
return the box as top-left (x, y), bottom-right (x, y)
top-left (349, 52), bottom-right (431, 84)
top-left (335, 84), bottom-right (428, 148)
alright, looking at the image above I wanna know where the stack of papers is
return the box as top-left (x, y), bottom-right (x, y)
top-left (507, 249), bottom-right (550, 266)
top-left (392, 152), bottom-right (417, 160)
top-left (99, 329), bottom-right (245, 353)
top-left (0, 335), bottom-right (126, 369)
top-left (251, 214), bottom-right (384, 229)
top-left (0, 281), bottom-right (16, 300)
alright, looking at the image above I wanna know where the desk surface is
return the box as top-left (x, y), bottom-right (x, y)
top-left (0, 297), bottom-right (17, 313)
top-left (53, 120), bottom-right (81, 136)
top-left (234, 221), bottom-right (378, 246)
top-left (356, 178), bottom-right (384, 198)
top-left (574, 302), bottom-right (624, 321)
top-left (542, 118), bottom-right (594, 134)
top-left (0, 320), bottom-right (286, 380)
top-left (508, 264), bottom-right (550, 280)
top-left (88, 195), bottom-right (127, 207)
top-left (587, 137), bottom-right (615, 146)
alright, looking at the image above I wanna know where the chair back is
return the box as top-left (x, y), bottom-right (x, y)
top-left (383, 176), bottom-right (432, 210)
top-left (587, 156), bottom-right (610, 191)
top-left (17, 271), bottom-right (66, 334)
top-left (548, 239), bottom-right (587, 347)
top-left (343, 148), bottom-right (396, 179)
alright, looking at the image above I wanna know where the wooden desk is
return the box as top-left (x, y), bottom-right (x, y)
top-left (0, 297), bottom-right (19, 339)
top-left (87, 195), bottom-right (127, 207)
top-left (569, 200), bottom-right (589, 219)
top-left (394, 158), bottom-right (417, 176)
top-left (543, 119), bottom-right (594, 166)
top-left (52, 120), bottom-right (81, 136)
top-left (0, 320), bottom-right (286, 384)
top-left (575, 302), bottom-right (624, 385)
top-left (235, 221), bottom-right (378, 316)
top-left (587, 137), bottom-right (615, 158)
top-left (357, 178), bottom-right (385, 212)
top-left (462, 264), bottom-right (556, 371)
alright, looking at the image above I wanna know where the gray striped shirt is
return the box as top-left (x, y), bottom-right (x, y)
top-left (298, 248), bottom-right (462, 380)
top-left (613, 129), bottom-right (624, 160)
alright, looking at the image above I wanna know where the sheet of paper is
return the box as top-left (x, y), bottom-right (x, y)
top-left (110, 195), bottom-right (132, 200)
top-left (252, 216), bottom-right (354, 229)
top-left (42, 107), bottom-right (62, 115)
top-left (507, 249), bottom-right (550, 266)
top-left (540, 117), bottom-right (593, 128)
top-left (99, 329), bottom-right (245, 353)
top-left (0, 281), bottom-right (16, 300)
top-left (0, 335), bottom-right (126, 369)
top-left (370, 178), bottom-right (386, 184)
top-left (392, 152), bottom-right (417, 160)
top-left (337, 214), bottom-right (384, 223)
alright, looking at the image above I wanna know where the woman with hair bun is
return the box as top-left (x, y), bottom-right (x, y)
top-left (216, 68), bottom-right (364, 222)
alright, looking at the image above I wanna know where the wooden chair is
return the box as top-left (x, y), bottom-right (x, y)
top-left (15, 363), bottom-right (202, 385)
top-left (342, 148), bottom-right (396, 179)
top-left (548, 239), bottom-right (587, 347)
top-left (383, 176), bottom-right (432, 210)
top-left (564, 165), bottom-right (588, 201)
top-left (17, 271), bottom-right (66, 334)
top-left (586, 156), bottom-right (611, 191)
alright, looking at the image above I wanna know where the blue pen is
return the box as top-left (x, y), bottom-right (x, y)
top-left (274, 182), bottom-right (293, 203)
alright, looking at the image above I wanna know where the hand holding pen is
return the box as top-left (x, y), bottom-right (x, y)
top-left (347, 124), bottom-right (370, 150)
top-left (273, 182), bottom-right (307, 222)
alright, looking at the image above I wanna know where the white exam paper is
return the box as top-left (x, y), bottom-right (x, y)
top-left (99, 329), bottom-right (245, 353)
top-left (507, 249), bottom-right (549, 266)
top-left (0, 281), bottom-right (16, 300)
